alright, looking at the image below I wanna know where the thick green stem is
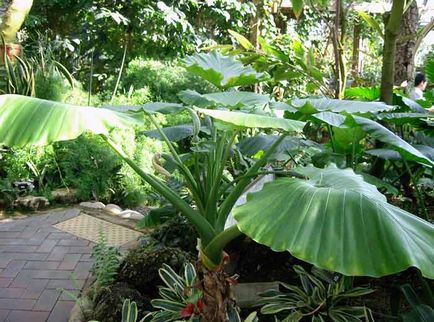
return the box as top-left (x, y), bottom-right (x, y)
top-left (203, 225), bottom-right (243, 268)
top-left (206, 132), bottom-right (237, 226)
top-left (146, 112), bottom-right (202, 209)
top-left (327, 124), bottom-right (336, 153)
top-left (215, 133), bottom-right (288, 231)
top-left (101, 135), bottom-right (216, 243)
top-left (380, 0), bottom-right (405, 104)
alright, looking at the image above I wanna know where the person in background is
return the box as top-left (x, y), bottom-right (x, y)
top-left (409, 73), bottom-right (427, 101)
top-left (409, 73), bottom-right (434, 112)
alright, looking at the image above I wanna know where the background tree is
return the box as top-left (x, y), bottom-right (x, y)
top-left (394, 0), bottom-right (419, 86)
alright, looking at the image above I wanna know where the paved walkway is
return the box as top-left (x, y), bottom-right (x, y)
top-left (0, 209), bottom-right (93, 322)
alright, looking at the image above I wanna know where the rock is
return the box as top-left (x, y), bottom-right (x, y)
top-left (119, 209), bottom-right (144, 220)
top-left (118, 246), bottom-right (192, 294)
top-left (79, 201), bottom-right (105, 209)
top-left (92, 282), bottom-right (151, 322)
top-left (51, 188), bottom-right (77, 204)
top-left (13, 196), bottom-right (49, 210)
top-left (105, 204), bottom-right (122, 215)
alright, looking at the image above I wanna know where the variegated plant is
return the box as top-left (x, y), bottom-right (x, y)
top-left (258, 265), bottom-right (374, 322)
top-left (144, 262), bottom-right (203, 322)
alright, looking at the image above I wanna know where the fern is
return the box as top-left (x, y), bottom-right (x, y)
top-left (91, 230), bottom-right (121, 287)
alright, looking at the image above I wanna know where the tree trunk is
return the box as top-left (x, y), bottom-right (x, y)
top-left (198, 263), bottom-right (234, 322)
top-left (332, 0), bottom-right (347, 99)
top-left (373, 0), bottom-right (406, 177)
top-left (250, 0), bottom-right (263, 94)
top-left (332, 0), bottom-right (342, 99)
top-left (394, 0), bottom-right (419, 86)
top-left (380, 0), bottom-right (405, 105)
top-left (351, 21), bottom-right (361, 82)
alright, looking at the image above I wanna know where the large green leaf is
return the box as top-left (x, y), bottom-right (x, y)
top-left (196, 108), bottom-right (305, 132)
top-left (357, 11), bottom-right (384, 38)
top-left (393, 94), bottom-right (426, 113)
top-left (228, 29), bottom-right (255, 50)
top-left (106, 102), bottom-right (184, 114)
top-left (0, 94), bottom-right (142, 148)
top-left (312, 111), bottom-right (433, 166)
top-left (426, 58), bottom-right (434, 83)
top-left (237, 135), bottom-right (322, 161)
top-left (377, 113), bottom-right (430, 126)
top-left (350, 116), bottom-right (433, 166)
top-left (142, 124), bottom-right (199, 142)
top-left (344, 87), bottom-right (380, 101)
top-left (291, 98), bottom-right (392, 114)
top-left (233, 165), bottom-right (434, 278)
top-left (178, 90), bottom-right (270, 109)
top-left (182, 51), bottom-right (266, 89)
top-left (292, 0), bottom-right (304, 19)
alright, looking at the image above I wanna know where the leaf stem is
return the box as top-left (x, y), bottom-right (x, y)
top-left (101, 135), bottom-right (216, 243)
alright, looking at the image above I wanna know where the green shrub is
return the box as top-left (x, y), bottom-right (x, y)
top-left (107, 58), bottom-right (216, 103)
top-left (0, 117), bottom-right (165, 208)
top-left (54, 134), bottom-right (122, 202)
top-left (53, 125), bottom-right (164, 207)
top-left (0, 146), bottom-right (57, 195)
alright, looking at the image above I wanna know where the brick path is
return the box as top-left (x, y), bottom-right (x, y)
top-left (0, 209), bottom-right (94, 322)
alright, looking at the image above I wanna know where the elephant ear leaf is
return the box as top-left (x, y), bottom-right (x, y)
top-left (233, 165), bottom-right (434, 278)
top-left (0, 94), bottom-right (142, 147)
top-left (196, 108), bottom-right (305, 132)
top-left (182, 51), bottom-right (267, 89)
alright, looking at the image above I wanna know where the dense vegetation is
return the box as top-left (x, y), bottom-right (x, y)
top-left (0, 0), bottom-right (433, 322)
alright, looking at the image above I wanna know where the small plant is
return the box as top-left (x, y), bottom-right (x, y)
top-left (0, 50), bottom-right (35, 96)
top-left (144, 262), bottom-right (203, 322)
top-left (258, 265), bottom-right (374, 322)
top-left (91, 230), bottom-right (121, 287)
top-left (89, 298), bottom-right (147, 322)
top-left (120, 299), bottom-right (147, 322)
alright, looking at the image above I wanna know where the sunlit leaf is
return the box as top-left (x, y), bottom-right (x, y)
top-left (182, 51), bottom-right (267, 89)
top-left (196, 108), bottom-right (305, 132)
top-left (0, 94), bottom-right (142, 148)
top-left (233, 165), bottom-right (434, 278)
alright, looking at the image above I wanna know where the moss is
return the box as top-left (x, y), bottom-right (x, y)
top-left (118, 246), bottom-right (193, 296)
top-left (91, 282), bottom-right (151, 322)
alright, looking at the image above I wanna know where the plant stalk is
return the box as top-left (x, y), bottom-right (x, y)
top-left (101, 135), bottom-right (216, 243)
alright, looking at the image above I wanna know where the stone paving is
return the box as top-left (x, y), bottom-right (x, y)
top-left (0, 208), bottom-right (94, 322)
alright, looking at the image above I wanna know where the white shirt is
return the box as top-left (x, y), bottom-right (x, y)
top-left (409, 87), bottom-right (424, 101)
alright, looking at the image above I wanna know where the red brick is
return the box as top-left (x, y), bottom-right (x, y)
top-left (6, 310), bottom-right (49, 322)
top-left (0, 288), bottom-right (25, 299)
top-left (23, 261), bottom-right (59, 270)
top-left (47, 301), bottom-right (74, 322)
top-left (33, 289), bottom-right (60, 311)
top-left (20, 279), bottom-right (49, 299)
top-left (0, 279), bottom-right (12, 288)
top-left (36, 240), bottom-right (58, 253)
top-left (0, 299), bottom-right (35, 310)
top-left (58, 254), bottom-right (81, 270)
